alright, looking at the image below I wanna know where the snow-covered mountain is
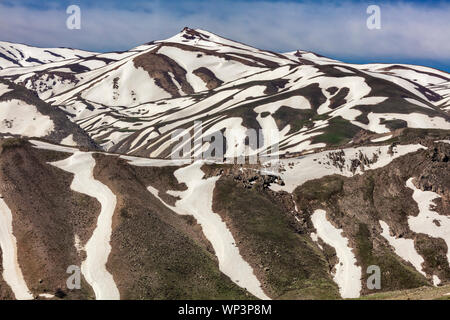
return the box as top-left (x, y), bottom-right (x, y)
top-left (0, 78), bottom-right (98, 148)
top-left (0, 28), bottom-right (449, 301)
top-left (0, 41), bottom-right (96, 69)
top-left (1, 28), bottom-right (449, 156)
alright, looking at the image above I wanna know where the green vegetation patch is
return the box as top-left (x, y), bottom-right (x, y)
top-left (356, 223), bottom-right (429, 294)
top-left (294, 175), bottom-right (344, 208)
top-left (312, 116), bottom-right (362, 146)
top-left (272, 107), bottom-right (330, 134)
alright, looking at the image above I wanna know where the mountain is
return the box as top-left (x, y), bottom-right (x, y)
top-left (0, 41), bottom-right (95, 69)
top-left (0, 28), bottom-right (449, 300)
top-left (2, 28), bottom-right (449, 156)
top-left (0, 78), bottom-right (98, 148)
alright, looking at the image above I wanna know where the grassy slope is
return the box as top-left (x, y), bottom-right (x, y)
top-left (292, 146), bottom-right (449, 296)
top-left (213, 177), bottom-right (340, 300)
top-left (357, 284), bottom-right (450, 300)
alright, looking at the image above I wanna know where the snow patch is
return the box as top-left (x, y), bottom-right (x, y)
top-left (30, 140), bottom-right (78, 153)
top-left (310, 209), bottom-right (361, 298)
top-left (379, 220), bottom-right (425, 276)
top-left (0, 99), bottom-right (54, 137)
top-left (365, 112), bottom-right (450, 134)
top-left (121, 155), bottom-right (190, 167)
top-left (147, 161), bottom-right (270, 300)
top-left (74, 234), bottom-right (84, 253)
top-left (0, 83), bottom-right (12, 96)
top-left (406, 178), bottom-right (450, 265)
top-left (270, 144), bottom-right (426, 193)
top-left (61, 134), bottom-right (77, 146)
top-left (371, 134), bottom-right (392, 142)
top-left (79, 60), bottom-right (107, 70)
top-left (433, 275), bottom-right (441, 286)
top-left (51, 152), bottom-right (120, 300)
top-left (0, 197), bottom-right (33, 300)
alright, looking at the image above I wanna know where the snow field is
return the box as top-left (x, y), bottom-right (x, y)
top-left (61, 134), bottom-right (77, 146)
top-left (0, 197), bottom-right (33, 300)
top-left (51, 152), bottom-right (120, 300)
top-left (406, 178), bottom-right (450, 266)
top-left (311, 209), bottom-right (362, 298)
top-left (147, 161), bottom-right (270, 300)
top-left (379, 220), bottom-right (426, 276)
top-left (0, 99), bottom-right (54, 137)
top-left (270, 144), bottom-right (426, 193)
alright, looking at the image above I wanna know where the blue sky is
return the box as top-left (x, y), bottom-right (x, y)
top-left (1, 0), bottom-right (449, 72)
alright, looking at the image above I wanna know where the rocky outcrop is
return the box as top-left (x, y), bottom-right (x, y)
top-left (193, 67), bottom-right (223, 90)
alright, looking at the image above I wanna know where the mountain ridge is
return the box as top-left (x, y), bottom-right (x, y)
top-left (0, 28), bottom-right (449, 300)
top-left (3, 27), bottom-right (446, 158)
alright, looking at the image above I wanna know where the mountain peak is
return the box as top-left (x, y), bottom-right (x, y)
top-left (179, 27), bottom-right (210, 41)
top-left (160, 27), bottom-right (270, 56)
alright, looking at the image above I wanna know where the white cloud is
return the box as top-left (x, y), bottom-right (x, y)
top-left (0, 1), bottom-right (449, 66)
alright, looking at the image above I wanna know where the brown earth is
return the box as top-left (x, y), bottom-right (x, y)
top-left (0, 248), bottom-right (14, 299)
top-left (91, 153), bottom-right (252, 299)
top-left (209, 169), bottom-right (340, 299)
top-left (0, 138), bottom-right (96, 299)
top-left (193, 67), bottom-right (223, 90)
top-left (133, 50), bottom-right (194, 97)
top-left (292, 141), bottom-right (450, 295)
top-left (0, 136), bottom-right (448, 300)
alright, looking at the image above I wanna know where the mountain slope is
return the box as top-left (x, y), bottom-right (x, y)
top-left (0, 139), bottom-right (253, 300)
top-left (0, 134), bottom-right (448, 300)
top-left (0, 28), bottom-right (449, 301)
top-left (2, 28), bottom-right (445, 157)
top-left (0, 41), bottom-right (95, 69)
top-left (0, 79), bottom-right (98, 148)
